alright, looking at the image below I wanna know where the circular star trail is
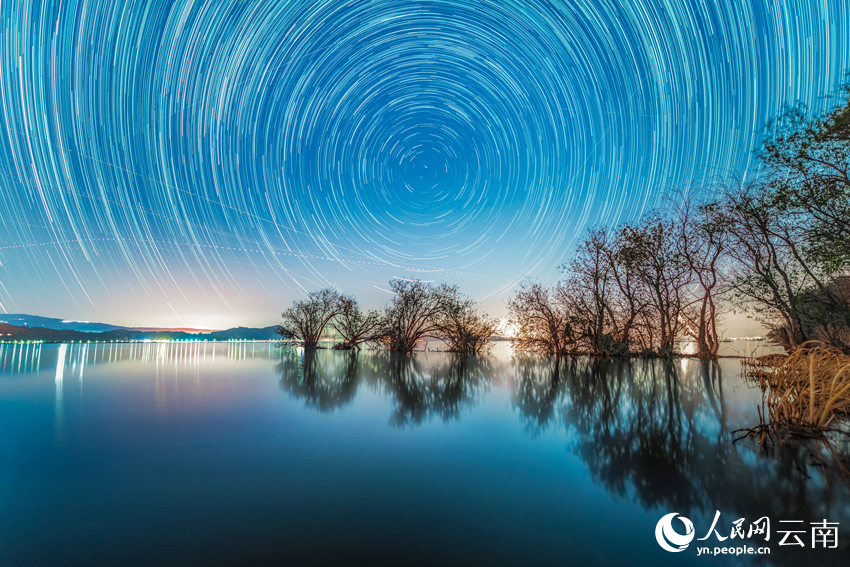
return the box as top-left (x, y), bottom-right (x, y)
top-left (0, 0), bottom-right (848, 327)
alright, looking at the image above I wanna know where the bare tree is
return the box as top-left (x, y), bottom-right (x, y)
top-left (559, 228), bottom-right (619, 355)
top-left (330, 295), bottom-right (381, 350)
top-left (507, 281), bottom-right (575, 355)
top-left (723, 182), bottom-right (812, 349)
top-left (380, 279), bottom-right (458, 353)
top-left (672, 190), bottom-right (731, 358)
top-left (278, 288), bottom-right (343, 349)
top-left (617, 216), bottom-right (692, 355)
top-left (433, 293), bottom-right (498, 354)
top-left (604, 233), bottom-right (649, 351)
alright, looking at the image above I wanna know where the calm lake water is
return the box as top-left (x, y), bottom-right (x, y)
top-left (0, 341), bottom-right (847, 566)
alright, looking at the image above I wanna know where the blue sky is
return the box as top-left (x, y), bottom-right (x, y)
top-left (1, 0), bottom-right (848, 329)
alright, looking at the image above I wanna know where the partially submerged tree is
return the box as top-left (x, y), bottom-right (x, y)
top-left (672, 191), bottom-right (731, 358)
top-left (279, 287), bottom-right (343, 349)
top-left (603, 230), bottom-right (648, 351)
top-left (724, 181), bottom-right (818, 350)
top-left (617, 215), bottom-right (691, 356)
top-left (754, 88), bottom-right (850, 352)
top-left (507, 281), bottom-right (575, 355)
top-left (557, 227), bottom-right (656, 356)
top-left (279, 281), bottom-right (494, 354)
top-left (433, 292), bottom-right (498, 354)
top-left (330, 294), bottom-right (381, 350)
top-left (380, 279), bottom-right (460, 353)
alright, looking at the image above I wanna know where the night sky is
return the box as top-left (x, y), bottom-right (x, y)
top-left (1, 0), bottom-right (849, 329)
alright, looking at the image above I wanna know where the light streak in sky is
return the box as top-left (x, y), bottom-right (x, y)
top-left (0, 0), bottom-right (848, 327)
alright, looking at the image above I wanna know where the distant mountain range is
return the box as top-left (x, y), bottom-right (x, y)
top-left (0, 314), bottom-right (280, 342)
top-left (0, 314), bottom-right (129, 332)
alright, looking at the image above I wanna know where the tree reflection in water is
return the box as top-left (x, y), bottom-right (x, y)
top-left (562, 358), bottom-right (730, 511)
top-left (510, 354), bottom-right (563, 435)
top-left (277, 349), bottom-right (493, 427)
top-left (510, 355), bottom-right (850, 563)
top-left (277, 348), bottom-right (849, 560)
top-left (276, 350), bottom-right (361, 413)
top-left (375, 353), bottom-right (492, 428)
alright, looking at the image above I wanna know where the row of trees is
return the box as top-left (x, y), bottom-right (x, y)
top-left (276, 279), bottom-right (497, 354)
top-left (509, 83), bottom-right (850, 358)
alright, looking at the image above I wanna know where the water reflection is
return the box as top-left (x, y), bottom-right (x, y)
top-left (54, 344), bottom-right (67, 444)
top-left (276, 348), bottom-right (850, 561)
top-left (510, 354), bottom-right (563, 434)
top-left (0, 341), bottom-right (43, 375)
top-left (508, 355), bottom-right (850, 564)
top-left (276, 350), bottom-right (493, 427)
top-left (1, 340), bottom-right (283, 376)
top-left (273, 345), bottom-right (850, 517)
top-left (559, 358), bottom-right (732, 510)
top-left (3, 343), bottom-right (849, 564)
top-left (377, 353), bottom-right (492, 427)
top-left (276, 350), bottom-right (361, 413)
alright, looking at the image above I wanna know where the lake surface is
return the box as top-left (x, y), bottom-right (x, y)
top-left (0, 341), bottom-right (847, 566)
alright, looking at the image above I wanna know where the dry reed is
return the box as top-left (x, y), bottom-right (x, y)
top-left (743, 343), bottom-right (850, 431)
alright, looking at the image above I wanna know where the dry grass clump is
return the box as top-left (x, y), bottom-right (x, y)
top-left (744, 344), bottom-right (850, 430)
